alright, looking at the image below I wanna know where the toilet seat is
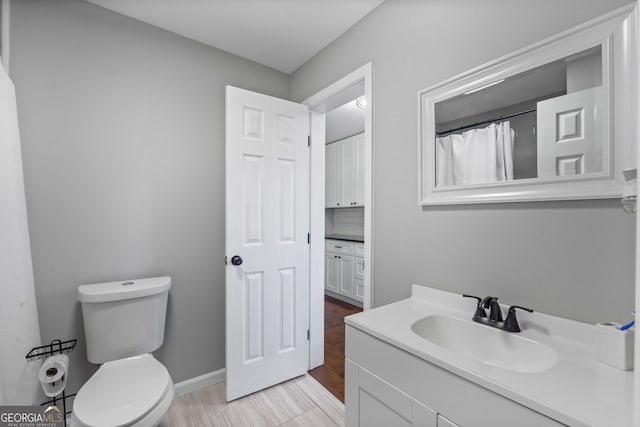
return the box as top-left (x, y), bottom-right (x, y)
top-left (72, 354), bottom-right (173, 427)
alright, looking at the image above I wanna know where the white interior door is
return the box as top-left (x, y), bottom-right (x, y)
top-left (537, 87), bottom-right (605, 178)
top-left (225, 85), bottom-right (310, 401)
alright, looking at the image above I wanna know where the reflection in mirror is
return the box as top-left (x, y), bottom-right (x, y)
top-left (434, 46), bottom-right (604, 188)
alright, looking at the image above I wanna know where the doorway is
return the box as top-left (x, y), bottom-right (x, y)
top-left (223, 63), bottom-right (372, 402)
top-left (303, 63), bottom-right (373, 401)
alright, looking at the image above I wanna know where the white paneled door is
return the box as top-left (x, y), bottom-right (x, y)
top-left (537, 87), bottom-right (605, 178)
top-left (225, 86), bottom-right (310, 401)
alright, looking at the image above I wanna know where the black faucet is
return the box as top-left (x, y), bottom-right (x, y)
top-left (463, 294), bottom-right (533, 333)
top-left (480, 296), bottom-right (503, 322)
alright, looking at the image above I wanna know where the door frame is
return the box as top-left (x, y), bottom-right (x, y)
top-left (302, 62), bottom-right (373, 369)
top-left (1, 0), bottom-right (10, 71)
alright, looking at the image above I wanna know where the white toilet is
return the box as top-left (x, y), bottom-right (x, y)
top-left (71, 276), bottom-right (175, 427)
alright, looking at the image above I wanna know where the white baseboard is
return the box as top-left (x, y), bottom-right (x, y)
top-left (174, 368), bottom-right (226, 397)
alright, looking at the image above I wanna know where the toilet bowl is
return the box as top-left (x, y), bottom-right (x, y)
top-left (73, 277), bottom-right (174, 427)
top-left (71, 354), bottom-right (174, 427)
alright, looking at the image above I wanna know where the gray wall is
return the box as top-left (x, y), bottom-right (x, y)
top-left (10, 0), bottom-right (289, 392)
top-left (290, 0), bottom-right (636, 323)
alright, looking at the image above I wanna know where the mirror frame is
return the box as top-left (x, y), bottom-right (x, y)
top-left (418, 4), bottom-right (637, 205)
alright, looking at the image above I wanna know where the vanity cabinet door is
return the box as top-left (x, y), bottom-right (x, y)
top-left (325, 253), bottom-right (339, 293)
top-left (346, 359), bottom-right (437, 427)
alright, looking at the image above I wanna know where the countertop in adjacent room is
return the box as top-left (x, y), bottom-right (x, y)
top-left (325, 234), bottom-right (365, 243)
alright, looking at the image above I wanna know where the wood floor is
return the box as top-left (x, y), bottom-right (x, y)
top-left (161, 374), bottom-right (344, 427)
top-left (309, 296), bottom-right (362, 402)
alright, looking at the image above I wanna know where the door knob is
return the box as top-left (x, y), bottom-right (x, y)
top-left (231, 255), bottom-right (243, 266)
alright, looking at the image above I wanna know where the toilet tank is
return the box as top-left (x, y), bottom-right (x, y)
top-left (78, 276), bottom-right (171, 364)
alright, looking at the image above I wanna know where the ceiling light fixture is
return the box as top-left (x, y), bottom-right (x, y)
top-left (355, 96), bottom-right (368, 110)
top-left (464, 79), bottom-right (506, 95)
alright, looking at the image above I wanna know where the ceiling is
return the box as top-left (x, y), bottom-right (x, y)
top-left (86, 0), bottom-right (385, 74)
top-left (326, 98), bottom-right (365, 143)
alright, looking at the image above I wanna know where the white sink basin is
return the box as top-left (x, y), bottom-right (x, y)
top-left (411, 315), bottom-right (558, 373)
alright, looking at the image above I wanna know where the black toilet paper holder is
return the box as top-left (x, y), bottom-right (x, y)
top-left (26, 338), bottom-right (77, 427)
top-left (26, 338), bottom-right (76, 361)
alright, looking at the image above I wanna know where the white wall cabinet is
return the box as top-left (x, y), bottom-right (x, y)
top-left (325, 240), bottom-right (364, 304)
top-left (325, 133), bottom-right (364, 208)
top-left (325, 142), bottom-right (342, 207)
top-left (346, 326), bottom-right (565, 427)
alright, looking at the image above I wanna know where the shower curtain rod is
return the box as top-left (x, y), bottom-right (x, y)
top-left (436, 108), bottom-right (536, 136)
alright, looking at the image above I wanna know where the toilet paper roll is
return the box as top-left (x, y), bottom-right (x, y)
top-left (38, 354), bottom-right (69, 397)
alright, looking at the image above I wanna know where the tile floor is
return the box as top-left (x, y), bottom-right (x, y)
top-left (160, 374), bottom-right (345, 426)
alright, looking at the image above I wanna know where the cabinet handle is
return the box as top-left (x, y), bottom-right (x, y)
top-left (337, 203), bottom-right (340, 206)
top-left (334, 246), bottom-right (342, 249)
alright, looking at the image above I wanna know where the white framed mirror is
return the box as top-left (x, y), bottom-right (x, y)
top-left (418, 5), bottom-right (636, 205)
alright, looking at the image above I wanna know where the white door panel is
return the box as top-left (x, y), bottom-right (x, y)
top-left (226, 86), bottom-right (310, 401)
top-left (537, 87), bottom-right (605, 178)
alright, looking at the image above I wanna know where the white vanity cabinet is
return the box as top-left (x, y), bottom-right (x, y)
top-left (325, 133), bottom-right (364, 208)
top-left (345, 326), bottom-right (565, 427)
top-left (346, 359), bottom-right (437, 427)
top-left (325, 240), bottom-right (364, 304)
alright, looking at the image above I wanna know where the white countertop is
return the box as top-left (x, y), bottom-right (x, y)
top-left (344, 285), bottom-right (635, 427)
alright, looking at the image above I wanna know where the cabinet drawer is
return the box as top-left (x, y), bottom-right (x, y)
top-left (355, 243), bottom-right (365, 258)
top-left (325, 240), bottom-right (355, 255)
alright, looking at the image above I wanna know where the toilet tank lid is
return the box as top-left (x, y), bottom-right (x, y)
top-left (77, 276), bottom-right (171, 303)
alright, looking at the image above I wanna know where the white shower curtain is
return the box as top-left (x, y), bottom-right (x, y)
top-left (436, 121), bottom-right (514, 186)
top-left (0, 59), bottom-right (42, 404)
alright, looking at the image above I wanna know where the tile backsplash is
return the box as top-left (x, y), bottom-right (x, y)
top-left (326, 207), bottom-right (364, 236)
